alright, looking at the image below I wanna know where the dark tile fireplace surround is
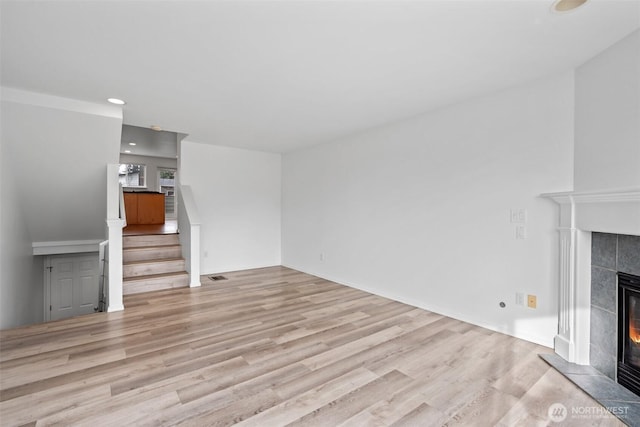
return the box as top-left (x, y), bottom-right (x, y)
top-left (590, 233), bottom-right (640, 383)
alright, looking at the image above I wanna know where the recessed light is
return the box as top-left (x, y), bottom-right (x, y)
top-left (552, 0), bottom-right (588, 12)
top-left (124, 150), bottom-right (131, 153)
top-left (128, 142), bottom-right (136, 146)
top-left (107, 98), bottom-right (126, 105)
top-left (150, 125), bottom-right (162, 131)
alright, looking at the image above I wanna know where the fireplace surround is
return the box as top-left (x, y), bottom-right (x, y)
top-left (543, 188), bottom-right (640, 371)
top-left (589, 233), bottom-right (640, 384)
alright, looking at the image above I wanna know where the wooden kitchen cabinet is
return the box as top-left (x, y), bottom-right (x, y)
top-left (123, 193), bottom-right (138, 223)
top-left (124, 192), bottom-right (165, 225)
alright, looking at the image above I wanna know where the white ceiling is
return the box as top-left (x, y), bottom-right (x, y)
top-left (2, 0), bottom-right (639, 153)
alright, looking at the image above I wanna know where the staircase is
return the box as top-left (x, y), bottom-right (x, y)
top-left (122, 233), bottom-right (189, 295)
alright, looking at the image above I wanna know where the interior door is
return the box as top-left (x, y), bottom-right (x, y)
top-left (49, 254), bottom-right (100, 321)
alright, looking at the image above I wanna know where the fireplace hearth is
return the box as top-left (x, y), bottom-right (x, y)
top-left (619, 272), bottom-right (640, 396)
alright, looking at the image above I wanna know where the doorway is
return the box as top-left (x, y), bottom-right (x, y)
top-left (45, 254), bottom-right (100, 321)
top-left (158, 168), bottom-right (177, 220)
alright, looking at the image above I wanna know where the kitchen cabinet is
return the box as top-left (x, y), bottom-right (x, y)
top-left (123, 192), bottom-right (165, 225)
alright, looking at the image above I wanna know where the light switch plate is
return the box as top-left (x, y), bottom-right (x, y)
top-left (510, 209), bottom-right (527, 223)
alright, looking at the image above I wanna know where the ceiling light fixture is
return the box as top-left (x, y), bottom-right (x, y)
top-left (107, 98), bottom-right (126, 105)
top-left (124, 150), bottom-right (131, 153)
top-left (129, 142), bottom-right (136, 146)
top-left (552, 0), bottom-right (588, 12)
top-left (150, 125), bottom-right (162, 131)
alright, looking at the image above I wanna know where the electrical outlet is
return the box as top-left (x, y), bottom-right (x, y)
top-left (527, 294), bottom-right (537, 309)
top-left (516, 292), bottom-right (525, 306)
top-left (516, 225), bottom-right (527, 240)
top-left (320, 253), bottom-right (325, 262)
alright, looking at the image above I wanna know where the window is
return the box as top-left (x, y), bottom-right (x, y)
top-left (158, 168), bottom-right (177, 219)
top-left (119, 164), bottom-right (146, 188)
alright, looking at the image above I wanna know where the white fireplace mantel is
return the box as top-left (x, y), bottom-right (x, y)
top-left (542, 187), bottom-right (640, 365)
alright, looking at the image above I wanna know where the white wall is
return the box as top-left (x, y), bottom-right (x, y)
top-left (119, 153), bottom-right (177, 193)
top-left (574, 30), bottom-right (640, 191)
top-left (2, 89), bottom-right (122, 242)
top-left (282, 72), bottom-right (575, 347)
top-left (180, 141), bottom-right (281, 273)
top-left (1, 88), bottom-right (122, 329)
top-left (0, 125), bottom-right (43, 329)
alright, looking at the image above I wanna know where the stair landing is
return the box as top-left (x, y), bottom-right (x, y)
top-left (123, 219), bottom-right (178, 236)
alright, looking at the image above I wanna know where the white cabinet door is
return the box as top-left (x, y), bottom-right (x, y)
top-left (49, 254), bottom-right (100, 321)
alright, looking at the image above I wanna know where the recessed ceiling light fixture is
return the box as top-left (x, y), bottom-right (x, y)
top-left (553, 0), bottom-right (588, 13)
top-left (150, 125), bottom-right (162, 131)
top-left (107, 98), bottom-right (126, 105)
top-left (128, 142), bottom-right (136, 146)
top-left (124, 150), bottom-right (131, 153)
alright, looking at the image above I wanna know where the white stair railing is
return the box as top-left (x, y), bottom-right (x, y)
top-left (177, 184), bottom-right (201, 287)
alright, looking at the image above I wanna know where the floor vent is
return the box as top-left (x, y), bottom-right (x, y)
top-left (208, 275), bottom-right (228, 281)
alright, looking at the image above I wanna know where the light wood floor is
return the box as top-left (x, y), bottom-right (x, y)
top-left (0, 267), bottom-right (623, 426)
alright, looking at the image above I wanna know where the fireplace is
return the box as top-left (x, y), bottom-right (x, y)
top-left (618, 272), bottom-right (640, 396)
top-left (542, 188), bottom-right (640, 367)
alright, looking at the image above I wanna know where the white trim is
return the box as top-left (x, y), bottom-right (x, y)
top-left (574, 230), bottom-right (592, 365)
top-left (105, 219), bottom-right (125, 313)
top-left (180, 185), bottom-right (201, 225)
top-left (177, 184), bottom-right (201, 287)
top-left (119, 183), bottom-right (127, 227)
top-left (107, 303), bottom-right (125, 312)
top-left (542, 187), bottom-right (640, 236)
top-left (542, 187), bottom-right (640, 204)
top-left (44, 257), bottom-right (52, 321)
top-left (33, 240), bottom-right (103, 255)
top-left (555, 228), bottom-right (576, 361)
top-left (107, 163), bottom-right (126, 313)
top-left (189, 224), bottom-right (201, 287)
top-left (543, 195), bottom-right (593, 365)
top-left (105, 219), bottom-right (126, 228)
